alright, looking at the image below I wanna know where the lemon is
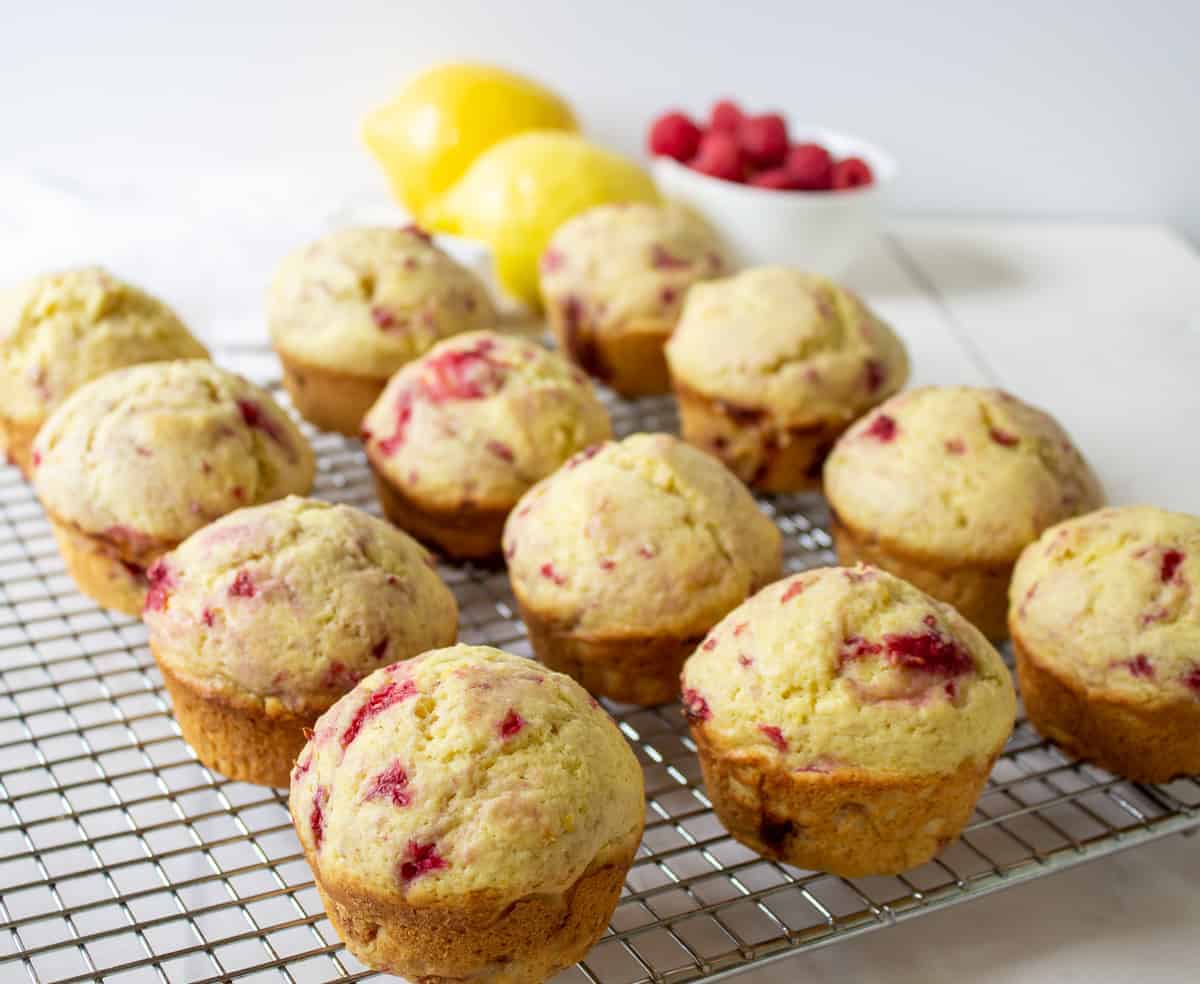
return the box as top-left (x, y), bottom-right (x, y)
top-left (431, 131), bottom-right (660, 308)
top-left (362, 63), bottom-right (577, 223)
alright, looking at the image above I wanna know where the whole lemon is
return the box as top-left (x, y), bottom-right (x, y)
top-left (362, 63), bottom-right (577, 223)
top-left (432, 131), bottom-right (660, 308)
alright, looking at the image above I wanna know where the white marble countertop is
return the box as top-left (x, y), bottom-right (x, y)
top-left (1, 172), bottom-right (1197, 981)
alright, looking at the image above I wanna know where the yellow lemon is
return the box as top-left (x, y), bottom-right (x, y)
top-left (362, 63), bottom-right (577, 223)
top-left (431, 131), bottom-right (659, 308)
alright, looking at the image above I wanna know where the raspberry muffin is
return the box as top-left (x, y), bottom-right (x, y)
top-left (0, 267), bottom-right (208, 476)
top-left (539, 202), bottom-right (731, 397)
top-left (1010, 506), bottom-right (1200, 782)
top-left (362, 331), bottom-right (612, 558)
top-left (268, 225), bottom-right (497, 435)
top-left (144, 497), bottom-right (458, 787)
top-left (824, 386), bottom-right (1103, 640)
top-left (289, 645), bottom-right (644, 983)
top-left (32, 360), bottom-right (314, 615)
top-left (503, 433), bottom-right (781, 705)
top-left (664, 267), bottom-right (908, 491)
top-left (682, 565), bottom-right (1016, 876)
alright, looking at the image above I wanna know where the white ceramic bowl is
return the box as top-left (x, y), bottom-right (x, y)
top-left (651, 128), bottom-right (896, 276)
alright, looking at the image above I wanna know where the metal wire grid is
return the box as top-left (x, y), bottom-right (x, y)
top-left (0, 390), bottom-right (1198, 984)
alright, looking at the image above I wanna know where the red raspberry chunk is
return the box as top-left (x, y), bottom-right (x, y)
top-left (310, 786), bottom-right (329, 849)
top-left (682, 688), bottom-right (711, 723)
top-left (237, 399), bottom-right (288, 447)
top-left (739, 113), bottom-right (788, 167)
top-left (882, 616), bottom-right (972, 677)
top-left (341, 678), bottom-right (418, 748)
top-left (498, 708), bottom-right (525, 739)
top-left (377, 389), bottom-right (415, 456)
top-left (780, 579), bottom-right (807, 603)
top-left (143, 561), bottom-right (174, 613)
top-left (421, 337), bottom-right (503, 402)
top-left (1161, 549), bottom-right (1184, 583)
top-left (758, 725), bottom-right (788, 752)
top-left (648, 111), bottom-right (703, 162)
top-left (364, 761), bottom-right (412, 807)
top-left (398, 840), bottom-right (447, 884)
top-left (864, 414), bottom-right (897, 442)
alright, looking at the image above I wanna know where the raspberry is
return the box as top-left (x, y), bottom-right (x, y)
top-left (785, 143), bottom-right (834, 190)
top-left (864, 414), bottom-right (897, 442)
top-left (708, 100), bottom-right (744, 133)
top-left (831, 156), bottom-right (874, 190)
top-left (749, 167), bottom-right (799, 190)
top-left (498, 709), bottom-right (525, 739)
top-left (364, 762), bottom-right (411, 807)
top-left (1161, 549), bottom-right (1184, 583)
top-left (648, 111), bottom-right (703, 162)
top-left (682, 688), bottom-right (711, 723)
top-left (398, 841), bottom-right (447, 884)
top-left (780, 579), bottom-right (807, 603)
top-left (989, 428), bottom-right (1019, 447)
top-left (1125, 654), bottom-right (1155, 679)
top-left (689, 131), bottom-right (744, 182)
top-left (237, 399), bottom-right (287, 447)
top-left (341, 678), bottom-right (417, 748)
top-left (883, 617), bottom-right (972, 677)
top-left (758, 725), bottom-right (788, 752)
top-left (309, 786), bottom-right (329, 849)
top-left (740, 114), bottom-right (788, 167)
top-left (143, 561), bottom-right (174, 614)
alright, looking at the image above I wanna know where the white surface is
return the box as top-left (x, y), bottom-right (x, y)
top-left (2, 0), bottom-right (1198, 240)
top-left (652, 128), bottom-right (893, 275)
top-left (2, 169), bottom-right (1199, 980)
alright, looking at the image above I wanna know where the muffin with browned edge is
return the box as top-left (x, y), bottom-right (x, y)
top-left (32, 360), bottom-right (314, 614)
top-left (268, 225), bottom-right (497, 435)
top-left (824, 386), bottom-right (1103, 639)
top-left (1010, 505), bottom-right (1200, 782)
top-left (539, 202), bottom-right (732, 397)
top-left (0, 267), bottom-right (207, 476)
top-left (362, 330), bottom-right (612, 558)
top-left (503, 433), bottom-right (781, 705)
top-left (664, 266), bottom-right (908, 490)
top-left (143, 496), bottom-right (458, 786)
top-left (682, 565), bottom-right (1016, 876)
top-left (290, 645), bottom-right (644, 982)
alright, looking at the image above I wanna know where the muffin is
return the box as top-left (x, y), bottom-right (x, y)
top-left (1010, 505), bottom-right (1200, 782)
top-left (681, 565), bottom-right (1016, 876)
top-left (664, 267), bottom-right (908, 491)
top-left (143, 497), bottom-right (458, 787)
top-left (503, 433), bottom-right (781, 705)
top-left (0, 267), bottom-right (208, 476)
top-left (823, 386), bottom-right (1103, 640)
top-left (539, 202), bottom-right (732, 397)
top-left (32, 360), bottom-right (315, 615)
top-left (362, 331), bottom-right (612, 558)
top-left (268, 225), bottom-right (497, 435)
top-left (289, 645), bottom-right (644, 983)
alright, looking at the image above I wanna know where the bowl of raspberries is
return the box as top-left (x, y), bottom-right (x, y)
top-left (647, 99), bottom-right (894, 274)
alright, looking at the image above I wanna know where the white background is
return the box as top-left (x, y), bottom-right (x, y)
top-left (2, 0), bottom-right (1198, 239)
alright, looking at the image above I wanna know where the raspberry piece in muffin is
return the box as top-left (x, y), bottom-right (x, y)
top-left (1010, 505), bottom-right (1200, 782)
top-left (363, 330), bottom-right (612, 558)
top-left (503, 433), bottom-right (782, 705)
top-left (539, 202), bottom-right (732, 397)
top-left (267, 225), bottom-right (497, 435)
top-left (824, 386), bottom-right (1103, 639)
top-left (143, 496), bottom-right (457, 786)
top-left (0, 267), bottom-right (208, 477)
top-left (289, 645), bottom-right (644, 982)
top-left (682, 565), bottom-right (1016, 876)
top-left (31, 360), bottom-right (314, 615)
top-left (665, 267), bottom-right (909, 491)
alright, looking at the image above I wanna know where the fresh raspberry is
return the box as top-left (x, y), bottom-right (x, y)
top-left (831, 156), bottom-right (874, 190)
top-left (785, 143), bottom-right (834, 190)
top-left (748, 167), bottom-right (800, 190)
top-left (708, 100), bottom-right (744, 133)
top-left (648, 111), bottom-right (703, 162)
top-left (689, 131), bottom-right (744, 182)
top-left (740, 113), bottom-right (788, 167)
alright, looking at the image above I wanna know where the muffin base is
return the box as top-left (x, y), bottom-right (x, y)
top-left (372, 469), bottom-right (508, 560)
top-left (46, 514), bottom-right (170, 616)
top-left (830, 512), bottom-right (1012, 641)
top-left (306, 832), bottom-right (641, 984)
top-left (277, 351), bottom-right (386, 437)
top-left (518, 600), bottom-right (700, 706)
top-left (0, 415), bottom-right (41, 479)
top-left (674, 385), bottom-right (844, 493)
top-left (156, 656), bottom-right (316, 787)
top-left (1012, 630), bottom-right (1200, 783)
top-left (546, 303), bottom-right (672, 398)
top-left (691, 727), bottom-right (1000, 876)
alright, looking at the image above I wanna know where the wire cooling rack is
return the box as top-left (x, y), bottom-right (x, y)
top-left (1, 386), bottom-right (1198, 984)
